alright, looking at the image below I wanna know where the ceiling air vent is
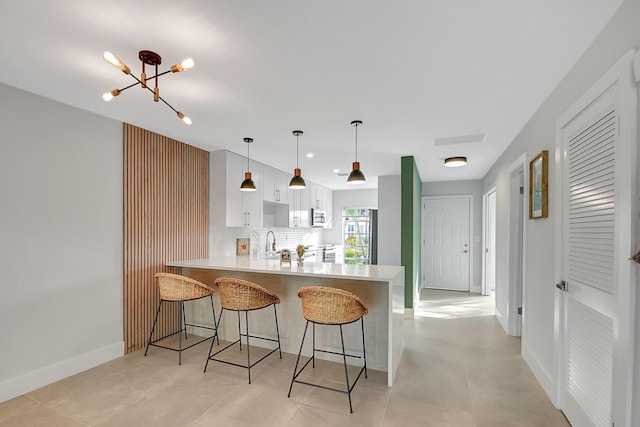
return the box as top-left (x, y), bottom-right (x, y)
top-left (434, 133), bottom-right (486, 146)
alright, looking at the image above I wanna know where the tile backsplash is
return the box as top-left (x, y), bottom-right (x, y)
top-left (210, 226), bottom-right (323, 258)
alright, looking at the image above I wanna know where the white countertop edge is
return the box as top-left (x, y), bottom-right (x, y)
top-left (167, 257), bottom-right (404, 282)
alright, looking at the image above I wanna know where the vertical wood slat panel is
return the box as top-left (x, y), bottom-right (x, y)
top-left (123, 123), bottom-right (209, 354)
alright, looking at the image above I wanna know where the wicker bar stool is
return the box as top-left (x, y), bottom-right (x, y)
top-left (288, 286), bottom-right (368, 413)
top-left (145, 273), bottom-right (218, 365)
top-left (204, 277), bottom-right (282, 384)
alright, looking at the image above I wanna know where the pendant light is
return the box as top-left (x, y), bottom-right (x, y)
top-left (289, 130), bottom-right (306, 189)
top-left (347, 120), bottom-right (366, 184)
top-left (240, 137), bottom-right (256, 191)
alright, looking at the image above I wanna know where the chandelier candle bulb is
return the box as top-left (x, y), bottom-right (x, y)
top-left (103, 51), bottom-right (130, 74)
top-left (171, 57), bottom-right (195, 73)
top-left (102, 89), bottom-right (120, 102)
top-left (176, 112), bottom-right (192, 125)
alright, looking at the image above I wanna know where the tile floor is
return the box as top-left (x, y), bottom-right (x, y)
top-left (0, 289), bottom-right (569, 426)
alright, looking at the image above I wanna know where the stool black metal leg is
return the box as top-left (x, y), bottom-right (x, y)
top-left (204, 307), bottom-right (224, 373)
top-left (273, 304), bottom-right (282, 358)
top-left (361, 317), bottom-right (367, 378)
top-left (178, 300), bottom-right (183, 365)
top-left (237, 311), bottom-right (242, 351)
top-left (288, 320), bottom-right (309, 398)
top-left (182, 300), bottom-right (188, 339)
top-left (210, 295), bottom-right (219, 345)
top-left (312, 322), bottom-right (316, 368)
top-left (245, 310), bottom-right (251, 384)
top-left (340, 324), bottom-right (353, 413)
top-left (145, 300), bottom-right (163, 356)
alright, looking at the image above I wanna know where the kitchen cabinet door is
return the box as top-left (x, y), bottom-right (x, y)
top-left (210, 150), bottom-right (261, 227)
top-left (288, 185), bottom-right (310, 228)
top-left (321, 185), bottom-right (333, 228)
top-left (262, 166), bottom-right (289, 204)
top-left (274, 170), bottom-right (289, 204)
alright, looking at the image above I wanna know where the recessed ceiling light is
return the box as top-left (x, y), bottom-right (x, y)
top-left (306, 153), bottom-right (314, 158)
top-left (333, 169), bottom-right (340, 173)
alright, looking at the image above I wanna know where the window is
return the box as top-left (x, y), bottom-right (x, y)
top-left (342, 208), bottom-right (371, 264)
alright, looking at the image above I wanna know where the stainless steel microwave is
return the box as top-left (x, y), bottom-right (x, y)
top-left (311, 209), bottom-right (327, 227)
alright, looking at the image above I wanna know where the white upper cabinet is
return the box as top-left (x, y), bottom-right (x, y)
top-left (210, 150), bottom-right (261, 227)
top-left (210, 150), bottom-right (330, 229)
top-left (288, 185), bottom-right (310, 228)
top-left (262, 165), bottom-right (289, 204)
top-left (308, 182), bottom-right (333, 228)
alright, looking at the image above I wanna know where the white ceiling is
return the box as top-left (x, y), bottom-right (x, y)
top-left (0, 0), bottom-right (622, 190)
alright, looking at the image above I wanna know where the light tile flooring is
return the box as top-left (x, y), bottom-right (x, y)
top-left (0, 289), bottom-right (569, 426)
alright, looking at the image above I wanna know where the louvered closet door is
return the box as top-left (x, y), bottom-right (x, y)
top-left (560, 85), bottom-right (618, 427)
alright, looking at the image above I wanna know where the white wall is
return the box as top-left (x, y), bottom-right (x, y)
top-left (423, 180), bottom-right (483, 292)
top-left (481, 0), bottom-right (640, 414)
top-left (378, 176), bottom-right (401, 266)
top-left (324, 189), bottom-right (378, 245)
top-left (0, 84), bottom-right (124, 403)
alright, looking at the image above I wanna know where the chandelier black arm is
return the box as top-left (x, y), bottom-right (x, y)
top-left (157, 95), bottom-right (179, 114)
top-left (115, 73), bottom-right (145, 94)
top-left (112, 68), bottom-right (182, 115)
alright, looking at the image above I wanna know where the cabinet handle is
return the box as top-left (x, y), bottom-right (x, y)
top-left (247, 212), bottom-right (250, 226)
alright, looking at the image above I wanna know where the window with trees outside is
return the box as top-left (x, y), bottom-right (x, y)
top-left (342, 208), bottom-right (371, 264)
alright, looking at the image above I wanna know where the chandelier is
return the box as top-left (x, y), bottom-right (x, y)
top-left (102, 50), bottom-right (194, 125)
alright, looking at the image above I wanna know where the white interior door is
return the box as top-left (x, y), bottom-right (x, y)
top-left (422, 196), bottom-right (470, 291)
top-left (556, 51), bottom-right (636, 427)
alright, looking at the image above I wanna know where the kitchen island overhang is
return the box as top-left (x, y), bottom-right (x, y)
top-left (167, 257), bottom-right (405, 386)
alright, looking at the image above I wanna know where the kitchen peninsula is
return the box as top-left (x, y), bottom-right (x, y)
top-left (167, 257), bottom-right (404, 386)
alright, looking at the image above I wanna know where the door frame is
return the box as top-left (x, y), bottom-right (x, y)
top-left (482, 186), bottom-right (497, 296)
top-left (506, 154), bottom-right (527, 337)
top-left (553, 50), bottom-right (637, 424)
top-left (421, 195), bottom-right (473, 291)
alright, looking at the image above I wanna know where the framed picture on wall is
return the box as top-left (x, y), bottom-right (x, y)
top-left (236, 238), bottom-right (250, 256)
top-left (529, 150), bottom-right (548, 219)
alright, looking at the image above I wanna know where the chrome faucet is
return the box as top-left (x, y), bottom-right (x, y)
top-left (266, 231), bottom-right (276, 252)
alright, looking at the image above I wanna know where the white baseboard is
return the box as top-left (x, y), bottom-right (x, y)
top-left (0, 341), bottom-right (124, 404)
top-left (495, 307), bottom-right (508, 334)
top-left (521, 341), bottom-right (557, 407)
top-left (404, 307), bottom-right (414, 319)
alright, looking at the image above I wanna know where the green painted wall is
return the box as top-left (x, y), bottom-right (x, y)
top-left (401, 156), bottom-right (422, 309)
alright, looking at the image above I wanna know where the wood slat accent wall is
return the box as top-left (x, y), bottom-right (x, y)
top-left (123, 123), bottom-right (209, 354)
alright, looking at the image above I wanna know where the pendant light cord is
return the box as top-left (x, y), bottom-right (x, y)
top-left (296, 133), bottom-right (300, 168)
top-left (354, 121), bottom-right (359, 162)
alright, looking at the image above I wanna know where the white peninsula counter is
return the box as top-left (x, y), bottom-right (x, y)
top-left (167, 257), bottom-right (405, 386)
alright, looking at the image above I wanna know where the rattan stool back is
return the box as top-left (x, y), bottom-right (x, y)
top-left (296, 286), bottom-right (368, 324)
top-left (156, 272), bottom-right (216, 301)
top-left (214, 277), bottom-right (280, 310)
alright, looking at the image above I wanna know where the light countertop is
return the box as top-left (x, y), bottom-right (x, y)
top-left (167, 257), bottom-right (404, 282)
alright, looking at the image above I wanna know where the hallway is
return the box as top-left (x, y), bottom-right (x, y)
top-left (0, 290), bottom-right (568, 426)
